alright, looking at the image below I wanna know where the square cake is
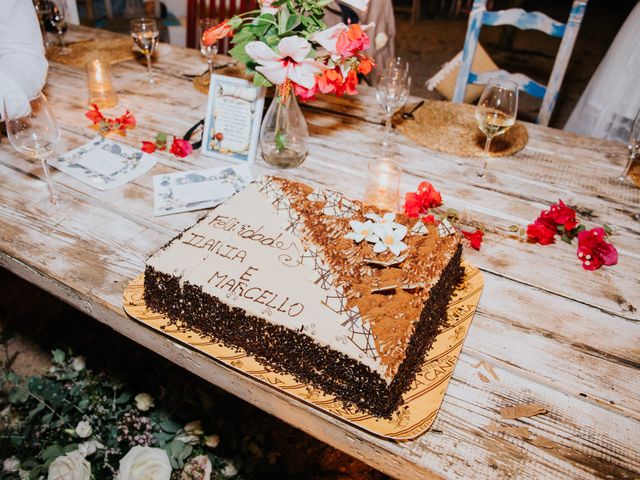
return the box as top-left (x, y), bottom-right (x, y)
top-left (144, 176), bottom-right (463, 417)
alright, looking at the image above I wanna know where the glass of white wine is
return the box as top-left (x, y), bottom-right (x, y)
top-left (131, 18), bottom-right (159, 84)
top-left (3, 91), bottom-right (62, 205)
top-left (475, 78), bottom-right (519, 178)
top-left (199, 17), bottom-right (219, 77)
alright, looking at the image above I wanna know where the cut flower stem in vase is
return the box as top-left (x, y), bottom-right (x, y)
top-left (260, 84), bottom-right (308, 169)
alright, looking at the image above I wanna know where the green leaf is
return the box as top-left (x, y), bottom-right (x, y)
top-left (604, 224), bottom-right (613, 235)
top-left (285, 14), bottom-right (301, 32)
top-left (160, 418), bottom-right (182, 434)
top-left (42, 444), bottom-right (64, 461)
top-left (508, 225), bottom-right (519, 232)
top-left (8, 386), bottom-right (29, 404)
top-left (275, 131), bottom-right (287, 152)
top-left (232, 28), bottom-right (257, 45)
top-left (229, 41), bottom-right (253, 65)
top-left (561, 233), bottom-right (572, 244)
top-left (155, 132), bottom-right (167, 145)
top-left (52, 349), bottom-right (65, 365)
top-left (252, 71), bottom-right (273, 87)
top-left (576, 224), bottom-right (586, 233)
top-left (28, 403), bottom-right (46, 418)
top-left (265, 34), bottom-right (280, 47)
top-left (114, 392), bottom-right (131, 404)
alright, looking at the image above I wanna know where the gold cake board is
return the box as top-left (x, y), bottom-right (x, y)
top-left (122, 262), bottom-right (484, 441)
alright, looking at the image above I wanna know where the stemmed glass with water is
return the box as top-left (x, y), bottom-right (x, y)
top-left (199, 18), bottom-right (219, 77)
top-left (49, 1), bottom-right (69, 52)
top-left (131, 18), bottom-right (159, 84)
top-left (616, 109), bottom-right (640, 183)
top-left (375, 68), bottom-right (411, 155)
top-left (3, 91), bottom-right (62, 205)
top-left (474, 78), bottom-right (519, 178)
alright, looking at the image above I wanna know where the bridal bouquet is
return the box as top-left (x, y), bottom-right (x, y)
top-left (202, 0), bottom-right (375, 101)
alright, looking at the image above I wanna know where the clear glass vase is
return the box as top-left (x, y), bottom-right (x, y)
top-left (260, 89), bottom-right (308, 169)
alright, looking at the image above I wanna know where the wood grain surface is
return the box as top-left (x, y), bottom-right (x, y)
top-left (0, 26), bottom-right (638, 480)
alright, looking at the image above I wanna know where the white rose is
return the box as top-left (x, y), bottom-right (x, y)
top-left (3, 456), bottom-right (20, 472)
top-left (220, 460), bottom-right (237, 478)
top-left (71, 356), bottom-right (86, 372)
top-left (180, 455), bottom-right (211, 480)
top-left (175, 420), bottom-right (204, 445)
top-left (134, 393), bottom-right (154, 412)
top-left (118, 446), bottom-right (171, 480)
top-left (47, 451), bottom-right (91, 480)
top-left (75, 420), bottom-right (92, 439)
top-left (204, 434), bottom-right (219, 448)
top-left (78, 439), bottom-right (104, 457)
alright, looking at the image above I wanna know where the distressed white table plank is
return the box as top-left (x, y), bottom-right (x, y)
top-left (0, 26), bottom-right (638, 480)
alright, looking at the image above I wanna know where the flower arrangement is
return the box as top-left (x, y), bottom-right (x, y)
top-left (523, 199), bottom-right (618, 271)
top-left (0, 350), bottom-right (236, 480)
top-left (85, 105), bottom-right (136, 136)
top-left (345, 212), bottom-right (409, 256)
top-left (201, 0), bottom-right (375, 101)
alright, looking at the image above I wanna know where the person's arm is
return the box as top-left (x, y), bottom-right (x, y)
top-left (0, 0), bottom-right (48, 119)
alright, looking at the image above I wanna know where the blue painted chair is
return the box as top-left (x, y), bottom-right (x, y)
top-left (453, 0), bottom-right (588, 126)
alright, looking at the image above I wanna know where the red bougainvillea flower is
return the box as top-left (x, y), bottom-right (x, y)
top-left (294, 81), bottom-right (318, 102)
top-left (422, 214), bottom-right (437, 225)
top-left (141, 141), bottom-right (157, 153)
top-left (404, 181), bottom-right (443, 218)
top-left (344, 69), bottom-right (359, 95)
top-left (85, 104), bottom-right (104, 124)
top-left (202, 20), bottom-right (232, 46)
top-left (576, 227), bottom-right (618, 271)
top-left (540, 199), bottom-right (578, 231)
top-left (336, 23), bottom-right (370, 58)
top-left (116, 111), bottom-right (136, 131)
top-left (526, 219), bottom-right (557, 245)
top-left (169, 138), bottom-right (193, 158)
top-left (462, 229), bottom-right (483, 250)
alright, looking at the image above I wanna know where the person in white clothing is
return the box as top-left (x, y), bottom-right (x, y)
top-left (0, 0), bottom-right (48, 120)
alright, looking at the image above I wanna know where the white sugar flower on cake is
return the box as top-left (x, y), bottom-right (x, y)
top-left (372, 222), bottom-right (408, 256)
top-left (345, 220), bottom-right (378, 243)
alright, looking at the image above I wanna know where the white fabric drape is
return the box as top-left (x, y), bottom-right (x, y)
top-left (564, 3), bottom-right (640, 142)
top-left (0, 0), bottom-right (48, 120)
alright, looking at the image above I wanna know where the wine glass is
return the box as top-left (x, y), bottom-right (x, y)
top-left (375, 71), bottom-right (411, 156)
top-left (3, 91), bottom-right (62, 206)
top-left (199, 18), bottom-right (220, 77)
top-left (474, 78), bottom-right (518, 178)
top-left (387, 57), bottom-right (410, 75)
top-left (616, 109), bottom-right (640, 183)
top-left (33, 0), bottom-right (52, 48)
top-left (131, 18), bottom-right (159, 84)
top-left (49, 1), bottom-right (69, 52)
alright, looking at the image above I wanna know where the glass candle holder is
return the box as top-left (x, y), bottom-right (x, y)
top-left (364, 158), bottom-right (401, 210)
top-left (86, 59), bottom-right (118, 108)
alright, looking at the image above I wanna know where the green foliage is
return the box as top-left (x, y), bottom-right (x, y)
top-left (0, 352), bottom-right (236, 480)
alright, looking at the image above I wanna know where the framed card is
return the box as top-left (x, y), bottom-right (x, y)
top-left (201, 74), bottom-right (265, 164)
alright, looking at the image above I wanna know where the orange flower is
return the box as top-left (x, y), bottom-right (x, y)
top-left (202, 20), bottom-right (232, 46)
top-left (344, 69), bottom-right (358, 95)
top-left (317, 69), bottom-right (343, 94)
top-left (357, 56), bottom-right (374, 75)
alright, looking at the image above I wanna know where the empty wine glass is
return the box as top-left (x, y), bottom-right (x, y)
top-left (3, 91), bottom-right (62, 205)
top-left (616, 109), bottom-right (640, 183)
top-left (199, 18), bottom-right (219, 76)
top-left (375, 71), bottom-right (411, 156)
top-left (49, 1), bottom-right (69, 52)
top-left (474, 78), bottom-right (518, 178)
top-left (131, 18), bottom-right (159, 84)
top-left (387, 57), bottom-right (410, 75)
top-left (33, 0), bottom-right (52, 48)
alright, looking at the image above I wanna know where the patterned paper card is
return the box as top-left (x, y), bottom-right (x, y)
top-left (153, 165), bottom-right (252, 216)
top-left (51, 136), bottom-right (157, 190)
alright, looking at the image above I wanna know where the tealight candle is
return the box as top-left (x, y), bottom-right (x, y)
top-left (364, 158), bottom-right (401, 210)
top-left (86, 58), bottom-right (118, 109)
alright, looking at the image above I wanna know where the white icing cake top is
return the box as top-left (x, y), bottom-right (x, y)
top-left (147, 178), bottom-right (388, 380)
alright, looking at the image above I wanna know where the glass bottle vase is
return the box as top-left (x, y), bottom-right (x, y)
top-left (260, 89), bottom-right (308, 169)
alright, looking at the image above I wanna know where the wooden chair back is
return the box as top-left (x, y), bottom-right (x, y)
top-left (453, 0), bottom-right (588, 125)
top-left (187, 0), bottom-right (258, 52)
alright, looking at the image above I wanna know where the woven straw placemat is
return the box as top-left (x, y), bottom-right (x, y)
top-left (47, 38), bottom-right (134, 68)
top-left (395, 100), bottom-right (528, 157)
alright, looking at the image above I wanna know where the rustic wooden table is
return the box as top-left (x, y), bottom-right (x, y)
top-left (1, 27), bottom-right (638, 480)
